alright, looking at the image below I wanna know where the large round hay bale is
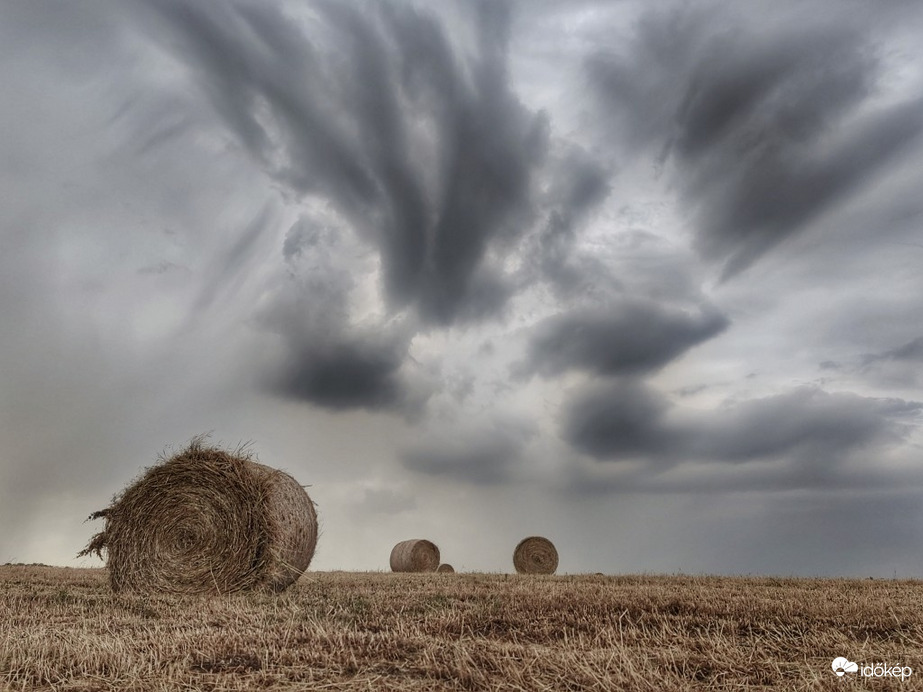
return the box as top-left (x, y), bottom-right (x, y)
top-left (78, 438), bottom-right (317, 594)
top-left (390, 539), bottom-right (440, 572)
top-left (436, 563), bottom-right (455, 573)
top-left (513, 536), bottom-right (558, 575)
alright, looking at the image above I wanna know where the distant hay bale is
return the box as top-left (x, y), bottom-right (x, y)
top-left (513, 536), bottom-right (558, 575)
top-left (390, 539), bottom-right (440, 572)
top-left (436, 563), bottom-right (455, 573)
top-left (78, 437), bottom-right (317, 594)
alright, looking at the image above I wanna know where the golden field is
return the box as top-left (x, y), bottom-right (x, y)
top-left (1, 565), bottom-right (921, 691)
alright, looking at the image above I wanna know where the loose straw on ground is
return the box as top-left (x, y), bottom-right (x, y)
top-left (78, 437), bottom-right (317, 594)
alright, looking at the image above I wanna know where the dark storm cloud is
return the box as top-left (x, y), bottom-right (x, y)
top-left (402, 419), bottom-right (534, 484)
top-left (565, 381), bottom-right (921, 472)
top-left (587, 4), bottom-right (923, 279)
top-left (697, 99), bottom-right (923, 279)
top-left (563, 379), bottom-right (674, 460)
top-left (259, 215), bottom-right (427, 414)
top-left (273, 337), bottom-right (407, 411)
top-left (691, 388), bottom-right (920, 464)
top-left (267, 321), bottom-right (430, 413)
top-left (138, 0), bottom-right (548, 325)
top-left (516, 300), bottom-right (728, 378)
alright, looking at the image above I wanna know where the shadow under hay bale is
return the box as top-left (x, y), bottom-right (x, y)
top-left (390, 539), bottom-right (440, 572)
top-left (513, 536), bottom-right (558, 575)
top-left (78, 437), bottom-right (317, 594)
top-left (436, 563), bottom-right (455, 573)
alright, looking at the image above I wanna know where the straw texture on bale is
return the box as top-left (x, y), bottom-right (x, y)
top-left (390, 539), bottom-right (440, 572)
top-left (513, 536), bottom-right (558, 574)
top-left (78, 438), bottom-right (317, 594)
top-left (436, 563), bottom-right (455, 573)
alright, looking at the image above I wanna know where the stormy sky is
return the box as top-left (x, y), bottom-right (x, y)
top-left (2, 0), bottom-right (923, 577)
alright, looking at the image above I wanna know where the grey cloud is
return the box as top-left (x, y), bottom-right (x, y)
top-left (446, 372), bottom-right (476, 404)
top-left (675, 383), bottom-right (709, 397)
top-left (564, 381), bottom-right (921, 474)
top-left (553, 150), bottom-right (610, 219)
top-left (693, 388), bottom-right (920, 464)
top-left (517, 300), bottom-right (728, 378)
top-left (191, 205), bottom-right (274, 315)
top-left (357, 486), bottom-right (417, 516)
top-left (528, 211), bottom-right (616, 300)
top-left (673, 24), bottom-right (874, 161)
top-left (863, 336), bottom-right (923, 366)
top-left (699, 97), bottom-right (923, 279)
top-left (563, 379), bottom-right (674, 460)
top-left (585, 6), bottom-right (710, 156)
top-left (402, 418), bottom-right (534, 485)
top-left (814, 336), bottom-right (923, 389)
top-left (525, 145), bottom-right (613, 297)
top-left (139, 0), bottom-right (549, 325)
top-left (281, 220), bottom-right (319, 262)
top-left (272, 336), bottom-right (409, 411)
top-left (587, 4), bottom-right (923, 279)
top-left (853, 335), bottom-right (923, 389)
top-left (888, 337), bottom-right (923, 361)
top-left (0, 2), bottom-right (126, 78)
top-left (137, 261), bottom-right (185, 276)
top-left (693, 492), bottom-right (923, 577)
top-left (130, 0), bottom-right (560, 413)
top-left (259, 215), bottom-right (428, 414)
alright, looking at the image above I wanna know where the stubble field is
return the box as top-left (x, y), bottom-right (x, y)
top-left (1, 565), bottom-right (921, 691)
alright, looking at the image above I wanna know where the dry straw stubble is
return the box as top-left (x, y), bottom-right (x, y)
top-left (390, 539), bottom-right (440, 572)
top-left (513, 536), bottom-right (558, 574)
top-left (79, 437), bottom-right (317, 594)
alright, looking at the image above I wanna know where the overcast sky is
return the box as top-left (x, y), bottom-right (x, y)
top-left (2, 0), bottom-right (923, 577)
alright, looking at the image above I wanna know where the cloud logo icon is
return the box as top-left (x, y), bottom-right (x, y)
top-left (832, 657), bottom-right (859, 676)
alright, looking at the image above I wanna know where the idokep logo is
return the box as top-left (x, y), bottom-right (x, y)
top-left (832, 657), bottom-right (858, 676)
top-left (832, 657), bottom-right (913, 681)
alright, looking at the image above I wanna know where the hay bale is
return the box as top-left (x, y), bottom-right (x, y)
top-left (513, 536), bottom-right (558, 575)
top-left (78, 438), bottom-right (317, 594)
top-left (436, 563), bottom-right (455, 573)
top-left (390, 539), bottom-right (440, 572)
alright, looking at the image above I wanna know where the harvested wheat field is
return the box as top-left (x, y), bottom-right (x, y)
top-left (2, 566), bottom-right (922, 690)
